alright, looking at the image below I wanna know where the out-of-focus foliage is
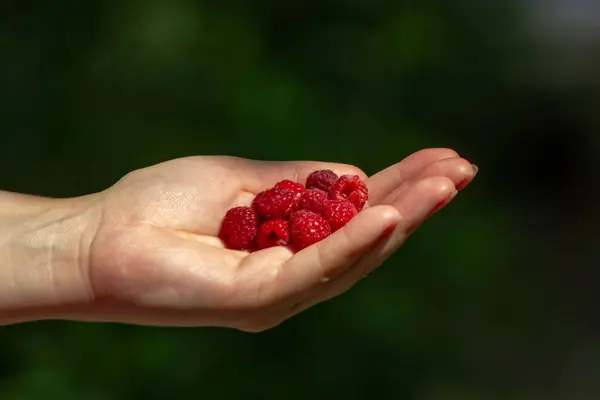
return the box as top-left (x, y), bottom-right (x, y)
top-left (2, 1), bottom-right (599, 399)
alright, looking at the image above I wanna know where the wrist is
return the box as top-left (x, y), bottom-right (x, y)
top-left (0, 191), bottom-right (101, 324)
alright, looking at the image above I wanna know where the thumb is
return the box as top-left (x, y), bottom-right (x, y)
top-left (286, 176), bottom-right (458, 316)
top-left (271, 205), bottom-right (401, 300)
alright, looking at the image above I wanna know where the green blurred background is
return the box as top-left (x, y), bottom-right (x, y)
top-left (2, 1), bottom-right (600, 399)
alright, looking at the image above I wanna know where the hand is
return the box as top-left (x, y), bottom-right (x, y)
top-left (74, 148), bottom-right (477, 331)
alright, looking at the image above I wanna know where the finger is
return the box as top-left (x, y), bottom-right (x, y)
top-left (383, 157), bottom-right (477, 205)
top-left (367, 148), bottom-right (459, 204)
top-left (267, 205), bottom-right (401, 303)
top-left (322, 176), bottom-right (457, 301)
top-left (244, 159), bottom-right (368, 193)
top-left (332, 177), bottom-right (456, 295)
top-left (239, 174), bottom-right (461, 326)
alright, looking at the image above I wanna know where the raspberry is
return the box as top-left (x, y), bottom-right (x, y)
top-left (252, 188), bottom-right (300, 219)
top-left (305, 169), bottom-right (338, 192)
top-left (289, 210), bottom-right (331, 250)
top-left (220, 169), bottom-right (369, 252)
top-left (299, 189), bottom-right (329, 214)
top-left (323, 199), bottom-right (358, 232)
top-left (218, 206), bottom-right (259, 250)
top-left (329, 174), bottom-right (369, 211)
top-left (256, 219), bottom-right (290, 249)
top-left (289, 209), bottom-right (314, 223)
top-left (275, 179), bottom-right (306, 200)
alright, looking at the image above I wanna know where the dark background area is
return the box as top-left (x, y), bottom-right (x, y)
top-left (1, 1), bottom-right (599, 399)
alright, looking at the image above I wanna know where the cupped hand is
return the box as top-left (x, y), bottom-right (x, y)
top-left (83, 148), bottom-right (477, 331)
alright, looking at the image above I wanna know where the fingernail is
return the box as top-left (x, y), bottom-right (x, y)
top-left (456, 179), bottom-right (469, 191)
top-left (456, 164), bottom-right (479, 191)
top-left (428, 190), bottom-right (458, 217)
top-left (380, 221), bottom-right (398, 239)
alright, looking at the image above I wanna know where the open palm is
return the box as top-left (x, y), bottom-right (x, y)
top-left (86, 148), bottom-right (476, 331)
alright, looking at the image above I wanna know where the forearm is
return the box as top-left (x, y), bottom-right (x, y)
top-left (0, 191), bottom-right (99, 325)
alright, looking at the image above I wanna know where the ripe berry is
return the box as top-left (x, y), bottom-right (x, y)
top-left (289, 209), bottom-right (314, 223)
top-left (275, 179), bottom-right (306, 200)
top-left (329, 174), bottom-right (369, 211)
top-left (256, 219), bottom-right (290, 249)
top-left (252, 188), bottom-right (300, 219)
top-left (299, 189), bottom-right (329, 214)
top-left (218, 206), bottom-right (259, 250)
top-left (305, 169), bottom-right (339, 192)
top-left (323, 199), bottom-right (358, 232)
top-left (290, 210), bottom-right (331, 250)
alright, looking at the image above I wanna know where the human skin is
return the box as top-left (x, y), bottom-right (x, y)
top-left (0, 148), bottom-right (477, 331)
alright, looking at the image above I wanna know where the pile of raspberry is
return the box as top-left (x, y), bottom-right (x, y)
top-left (219, 169), bottom-right (369, 252)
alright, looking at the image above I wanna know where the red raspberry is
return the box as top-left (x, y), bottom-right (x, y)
top-left (252, 188), bottom-right (300, 219)
top-left (289, 210), bottom-right (331, 250)
top-left (256, 219), bottom-right (290, 249)
top-left (323, 199), bottom-right (358, 232)
top-left (305, 169), bottom-right (338, 192)
top-left (299, 189), bottom-right (329, 214)
top-left (329, 174), bottom-right (369, 211)
top-left (275, 179), bottom-right (306, 200)
top-left (218, 206), bottom-right (259, 250)
top-left (289, 209), bottom-right (314, 223)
